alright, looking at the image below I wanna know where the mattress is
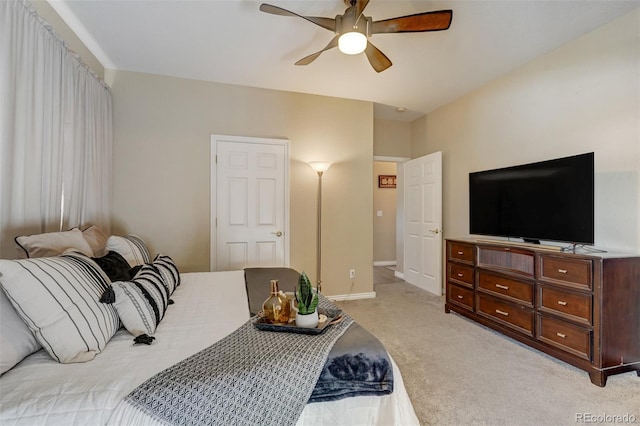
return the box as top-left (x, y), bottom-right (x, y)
top-left (0, 271), bottom-right (419, 425)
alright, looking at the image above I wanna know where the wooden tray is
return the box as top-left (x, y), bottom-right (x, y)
top-left (254, 308), bottom-right (343, 335)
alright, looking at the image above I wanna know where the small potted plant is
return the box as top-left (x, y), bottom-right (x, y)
top-left (295, 271), bottom-right (319, 328)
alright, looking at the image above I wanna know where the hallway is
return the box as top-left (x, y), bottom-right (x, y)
top-left (372, 266), bottom-right (404, 286)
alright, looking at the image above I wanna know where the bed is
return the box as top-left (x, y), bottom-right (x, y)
top-left (0, 231), bottom-right (419, 425)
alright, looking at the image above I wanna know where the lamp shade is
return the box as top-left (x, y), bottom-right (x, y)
top-left (309, 161), bottom-right (332, 173)
top-left (338, 32), bottom-right (367, 55)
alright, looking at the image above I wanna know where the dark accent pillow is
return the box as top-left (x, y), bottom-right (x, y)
top-left (128, 265), bottom-right (143, 278)
top-left (244, 267), bottom-right (301, 316)
top-left (92, 251), bottom-right (132, 282)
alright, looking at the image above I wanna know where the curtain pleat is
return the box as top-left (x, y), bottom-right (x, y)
top-left (0, 0), bottom-right (112, 259)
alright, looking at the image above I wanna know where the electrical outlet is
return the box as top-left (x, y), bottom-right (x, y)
top-left (349, 269), bottom-right (356, 279)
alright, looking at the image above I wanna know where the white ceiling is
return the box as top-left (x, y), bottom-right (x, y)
top-left (49, 0), bottom-right (640, 121)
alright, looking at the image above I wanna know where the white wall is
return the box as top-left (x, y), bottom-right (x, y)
top-left (412, 9), bottom-right (640, 252)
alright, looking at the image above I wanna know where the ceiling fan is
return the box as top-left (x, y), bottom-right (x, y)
top-left (259, 0), bottom-right (453, 73)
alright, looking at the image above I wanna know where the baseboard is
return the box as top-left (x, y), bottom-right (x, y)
top-left (394, 270), bottom-right (405, 280)
top-left (373, 261), bottom-right (397, 266)
top-left (326, 291), bottom-right (376, 302)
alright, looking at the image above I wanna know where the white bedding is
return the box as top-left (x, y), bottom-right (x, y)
top-left (0, 271), bottom-right (418, 425)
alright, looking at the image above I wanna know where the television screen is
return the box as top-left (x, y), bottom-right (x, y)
top-left (469, 152), bottom-right (594, 245)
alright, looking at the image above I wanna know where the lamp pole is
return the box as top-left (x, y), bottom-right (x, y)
top-left (316, 169), bottom-right (323, 293)
top-left (308, 161), bottom-right (332, 293)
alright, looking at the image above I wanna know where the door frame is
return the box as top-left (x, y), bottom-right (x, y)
top-left (210, 134), bottom-right (290, 271)
top-left (373, 156), bottom-right (410, 280)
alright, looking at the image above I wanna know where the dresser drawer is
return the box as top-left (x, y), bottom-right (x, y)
top-left (447, 283), bottom-right (474, 312)
top-left (537, 314), bottom-right (592, 360)
top-left (538, 285), bottom-right (592, 326)
top-left (478, 270), bottom-right (533, 305)
top-left (539, 255), bottom-right (592, 290)
top-left (448, 263), bottom-right (474, 287)
top-left (449, 242), bottom-right (475, 264)
top-left (476, 293), bottom-right (534, 337)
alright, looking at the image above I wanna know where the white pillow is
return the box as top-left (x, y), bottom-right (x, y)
top-left (0, 253), bottom-right (120, 363)
top-left (0, 289), bottom-right (41, 374)
top-left (112, 264), bottom-right (170, 338)
top-left (153, 253), bottom-right (180, 295)
top-left (106, 235), bottom-right (151, 267)
top-left (14, 228), bottom-right (93, 259)
top-left (81, 225), bottom-right (109, 257)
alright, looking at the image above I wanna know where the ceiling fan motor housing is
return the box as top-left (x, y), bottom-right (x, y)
top-left (336, 9), bottom-right (371, 36)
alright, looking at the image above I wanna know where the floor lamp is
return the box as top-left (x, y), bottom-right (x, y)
top-left (308, 161), bottom-right (332, 293)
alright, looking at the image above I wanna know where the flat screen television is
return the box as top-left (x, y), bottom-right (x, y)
top-left (469, 152), bottom-right (594, 245)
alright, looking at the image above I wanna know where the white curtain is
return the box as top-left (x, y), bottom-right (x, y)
top-left (0, 0), bottom-right (112, 259)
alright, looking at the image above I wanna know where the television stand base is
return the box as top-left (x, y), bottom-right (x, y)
top-left (522, 238), bottom-right (540, 244)
top-left (475, 238), bottom-right (563, 252)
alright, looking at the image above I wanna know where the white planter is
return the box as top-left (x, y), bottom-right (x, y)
top-left (295, 310), bottom-right (319, 328)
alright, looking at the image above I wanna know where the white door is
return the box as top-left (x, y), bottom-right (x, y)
top-left (403, 151), bottom-right (443, 295)
top-left (210, 135), bottom-right (289, 271)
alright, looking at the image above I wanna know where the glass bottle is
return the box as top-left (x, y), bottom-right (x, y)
top-left (262, 280), bottom-right (289, 325)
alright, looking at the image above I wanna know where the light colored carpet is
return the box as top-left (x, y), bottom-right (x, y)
top-left (335, 276), bottom-right (640, 426)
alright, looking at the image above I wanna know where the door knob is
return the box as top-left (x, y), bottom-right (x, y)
top-left (272, 231), bottom-right (283, 237)
top-left (429, 228), bottom-right (440, 234)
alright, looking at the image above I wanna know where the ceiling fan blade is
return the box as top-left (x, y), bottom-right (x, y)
top-left (355, 0), bottom-right (370, 19)
top-left (364, 41), bottom-right (392, 73)
top-left (260, 4), bottom-right (336, 32)
top-left (372, 10), bottom-right (452, 34)
top-left (295, 36), bottom-right (339, 66)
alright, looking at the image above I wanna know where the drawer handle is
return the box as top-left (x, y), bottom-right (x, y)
top-left (495, 284), bottom-right (509, 290)
top-left (556, 332), bottom-right (566, 339)
top-left (457, 251), bottom-right (464, 255)
top-left (557, 300), bottom-right (568, 306)
top-left (457, 273), bottom-right (464, 277)
top-left (457, 295), bottom-right (463, 299)
top-left (495, 309), bottom-right (509, 317)
top-left (558, 269), bottom-right (568, 274)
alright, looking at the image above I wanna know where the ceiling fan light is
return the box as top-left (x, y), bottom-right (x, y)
top-left (338, 32), bottom-right (367, 55)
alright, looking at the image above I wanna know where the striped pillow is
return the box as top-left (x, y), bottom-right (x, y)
top-left (0, 253), bottom-right (120, 363)
top-left (106, 235), bottom-right (151, 267)
top-left (153, 253), bottom-right (180, 295)
top-left (112, 264), bottom-right (170, 338)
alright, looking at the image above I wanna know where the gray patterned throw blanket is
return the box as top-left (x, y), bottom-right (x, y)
top-left (123, 296), bottom-right (353, 426)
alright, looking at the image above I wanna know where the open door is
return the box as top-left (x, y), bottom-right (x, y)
top-left (403, 151), bottom-right (443, 295)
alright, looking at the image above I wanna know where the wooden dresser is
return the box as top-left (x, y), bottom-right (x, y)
top-left (445, 238), bottom-right (640, 386)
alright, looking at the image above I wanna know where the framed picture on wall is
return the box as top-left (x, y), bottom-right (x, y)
top-left (378, 175), bottom-right (397, 188)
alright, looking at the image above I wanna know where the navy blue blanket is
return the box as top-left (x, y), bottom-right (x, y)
top-left (309, 322), bottom-right (393, 403)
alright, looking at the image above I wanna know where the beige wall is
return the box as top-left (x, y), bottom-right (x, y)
top-left (30, 0), bottom-right (104, 79)
top-left (412, 9), bottom-right (640, 252)
top-left (106, 70), bottom-right (374, 297)
top-left (374, 119), bottom-right (411, 158)
top-left (373, 162), bottom-right (397, 263)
